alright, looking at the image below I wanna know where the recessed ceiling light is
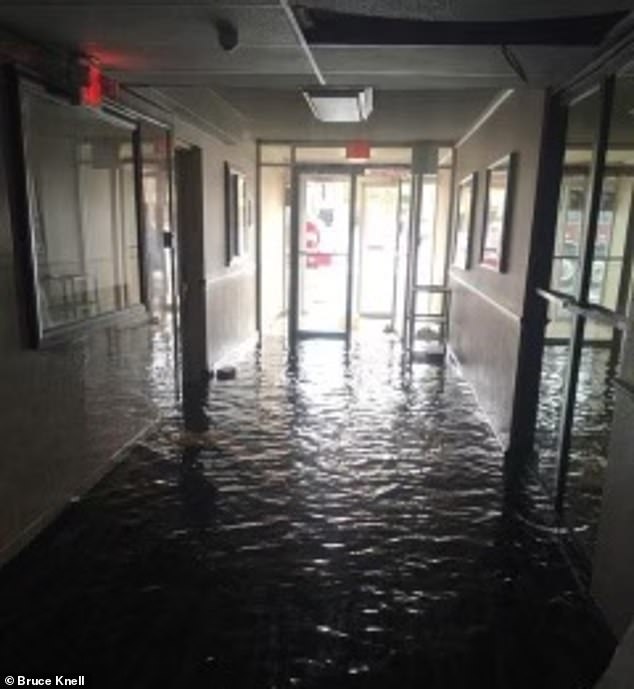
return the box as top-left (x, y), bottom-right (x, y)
top-left (302, 87), bottom-right (373, 123)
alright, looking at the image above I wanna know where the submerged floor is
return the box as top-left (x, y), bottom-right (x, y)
top-left (0, 335), bottom-right (615, 688)
top-left (535, 344), bottom-right (617, 558)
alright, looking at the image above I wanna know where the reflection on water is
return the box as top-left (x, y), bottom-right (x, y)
top-left (535, 344), bottom-right (617, 556)
top-left (535, 344), bottom-right (569, 496)
top-left (0, 335), bottom-right (614, 688)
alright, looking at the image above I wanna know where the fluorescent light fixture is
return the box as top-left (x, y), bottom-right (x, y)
top-left (303, 87), bottom-right (373, 123)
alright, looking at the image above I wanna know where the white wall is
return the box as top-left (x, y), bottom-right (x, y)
top-left (174, 120), bottom-right (257, 366)
top-left (0, 77), bottom-right (259, 565)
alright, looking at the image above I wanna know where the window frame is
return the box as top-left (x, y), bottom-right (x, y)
top-left (533, 78), bottom-right (617, 521)
top-left (224, 161), bottom-right (249, 266)
top-left (479, 152), bottom-right (516, 273)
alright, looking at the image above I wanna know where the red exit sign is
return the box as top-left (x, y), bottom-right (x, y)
top-left (80, 63), bottom-right (119, 107)
top-left (346, 140), bottom-right (370, 160)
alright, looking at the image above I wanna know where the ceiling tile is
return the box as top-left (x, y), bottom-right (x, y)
top-left (0, 6), bottom-right (297, 48)
top-left (312, 45), bottom-right (511, 77)
top-left (205, 86), bottom-right (500, 141)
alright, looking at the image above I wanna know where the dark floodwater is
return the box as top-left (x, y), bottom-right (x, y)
top-left (0, 335), bottom-right (614, 688)
top-left (535, 344), bottom-right (617, 556)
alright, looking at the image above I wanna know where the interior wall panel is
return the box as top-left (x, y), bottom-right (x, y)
top-left (449, 89), bottom-right (546, 447)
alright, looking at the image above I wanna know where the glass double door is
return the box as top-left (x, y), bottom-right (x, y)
top-left (533, 77), bottom-right (634, 559)
top-left (289, 165), bottom-right (409, 340)
top-left (291, 168), bottom-right (355, 338)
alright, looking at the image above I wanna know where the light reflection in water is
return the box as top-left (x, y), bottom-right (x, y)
top-left (535, 344), bottom-right (617, 555)
top-left (0, 334), bottom-right (616, 688)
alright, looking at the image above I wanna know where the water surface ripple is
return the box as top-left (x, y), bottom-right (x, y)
top-left (0, 335), bottom-right (614, 689)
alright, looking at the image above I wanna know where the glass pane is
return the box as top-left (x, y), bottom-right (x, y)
top-left (24, 89), bottom-right (140, 330)
top-left (432, 167), bottom-right (452, 281)
top-left (550, 90), bottom-right (602, 296)
top-left (438, 147), bottom-right (453, 168)
top-left (416, 175), bottom-right (439, 286)
top-left (295, 147), bottom-right (347, 164)
top-left (139, 123), bottom-right (172, 318)
top-left (545, 297), bottom-right (574, 340)
top-left (298, 174), bottom-right (351, 333)
top-left (295, 146), bottom-right (412, 165)
top-left (453, 174), bottom-right (475, 269)
top-left (566, 326), bottom-right (622, 557)
top-left (392, 177), bottom-right (412, 336)
top-left (260, 144), bottom-right (291, 165)
top-left (481, 158), bottom-right (512, 271)
top-left (589, 78), bottom-right (634, 312)
top-left (357, 177), bottom-right (400, 316)
top-left (369, 147), bottom-right (411, 164)
top-left (121, 161), bottom-right (141, 306)
top-left (237, 174), bottom-right (247, 255)
top-left (260, 166), bottom-right (290, 328)
top-left (535, 302), bottom-right (574, 495)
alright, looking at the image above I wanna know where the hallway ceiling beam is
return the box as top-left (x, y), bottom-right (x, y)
top-left (280, 0), bottom-right (325, 85)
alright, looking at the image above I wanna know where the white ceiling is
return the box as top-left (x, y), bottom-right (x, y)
top-left (204, 86), bottom-right (499, 141)
top-left (0, 1), bottom-right (632, 141)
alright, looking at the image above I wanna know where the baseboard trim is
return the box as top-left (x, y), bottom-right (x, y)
top-left (446, 344), bottom-right (508, 453)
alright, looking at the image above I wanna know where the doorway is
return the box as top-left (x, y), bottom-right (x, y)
top-left (291, 167), bottom-right (355, 339)
top-left (288, 164), bottom-right (415, 343)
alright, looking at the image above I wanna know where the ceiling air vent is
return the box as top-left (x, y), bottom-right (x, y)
top-left (303, 87), bottom-right (373, 123)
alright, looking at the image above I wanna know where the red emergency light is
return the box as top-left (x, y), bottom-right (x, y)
top-left (80, 64), bottom-right (103, 106)
top-left (79, 64), bottom-right (119, 107)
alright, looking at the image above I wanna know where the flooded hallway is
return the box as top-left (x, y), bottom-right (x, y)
top-left (0, 335), bottom-right (615, 687)
top-left (1, 2), bottom-right (634, 688)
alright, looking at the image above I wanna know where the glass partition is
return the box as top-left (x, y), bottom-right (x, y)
top-left (295, 146), bottom-right (411, 165)
top-left (356, 175), bottom-right (401, 317)
top-left (549, 89), bottom-right (601, 301)
top-left (535, 303), bottom-right (574, 495)
top-left (297, 172), bottom-right (352, 335)
top-left (566, 326), bottom-right (621, 555)
top-left (589, 79), bottom-right (634, 315)
top-left (139, 122), bottom-right (173, 319)
top-left (295, 147), bottom-right (347, 164)
top-left (534, 75), bottom-right (634, 563)
top-left (260, 144), bottom-right (292, 165)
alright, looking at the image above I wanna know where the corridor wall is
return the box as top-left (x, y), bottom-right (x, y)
top-left (175, 119), bottom-right (257, 367)
top-left (449, 89), bottom-right (547, 447)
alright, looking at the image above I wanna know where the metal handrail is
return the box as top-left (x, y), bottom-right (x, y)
top-left (536, 287), bottom-right (628, 330)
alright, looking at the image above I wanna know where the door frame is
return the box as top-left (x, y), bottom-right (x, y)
top-left (528, 76), bottom-right (634, 519)
top-left (174, 142), bottom-right (208, 386)
top-left (289, 164), bottom-right (358, 344)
